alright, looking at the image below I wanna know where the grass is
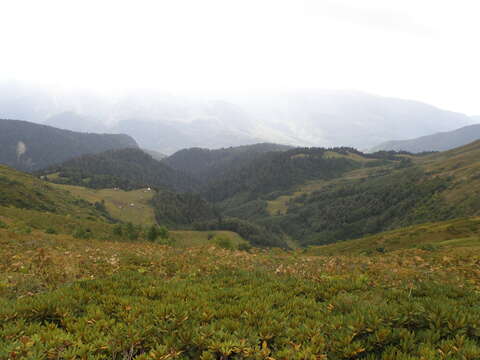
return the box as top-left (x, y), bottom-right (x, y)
top-left (51, 183), bottom-right (157, 225)
top-left (415, 140), bottom-right (480, 208)
top-left (5, 149), bottom-right (480, 357)
top-left (3, 161), bottom-right (480, 357)
top-left (2, 223), bottom-right (480, 358)
top-left (48, 184), bottom-right (252, 247)
top-left (305, 216), bottom-right (480, 256)
top-left (0, 206), bottom-right (115, 240)
top-left (0, 165), bottom-right (107, 219)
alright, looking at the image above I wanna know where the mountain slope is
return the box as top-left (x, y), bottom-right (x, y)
top-left (307, 216), bottom-right (480, 256)
top-left (0, 164), bottom-right (112, 222)
top-left (163, 143), bottom-right (292, 183)
top-left (202, 147), bottom-right (397, 203)
top-left (0, 119), bottom-right (138, 171)
top-left (0, 164), bottom-right (251, 254)
top-left (4, 213), bottom-right (480, 359)
top-left (43, 148), bottom-right (199, 193)
top-left (252, 140), bottom-right (480, 246)
top-left (50, 183), bottom-right (158, 226)
top-left (371, 123), bottom-right (480, 153)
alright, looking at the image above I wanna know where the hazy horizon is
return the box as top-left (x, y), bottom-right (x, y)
top-left (1, 0), bottom-right (480, 114)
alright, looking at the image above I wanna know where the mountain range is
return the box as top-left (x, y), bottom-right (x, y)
top-left (0, 119), bottom-right (137, 171)
top-left (4, 116), bottom-right (480, 358)
top-left (0, 83), bottom-right (476, 154)
top-left (371, 123), bottom-right (480, 153)
top-left (34, 136), bottom-right (480, 247)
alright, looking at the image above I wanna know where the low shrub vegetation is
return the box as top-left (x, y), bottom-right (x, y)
top-left (2, 225), bottom-right (480, 358)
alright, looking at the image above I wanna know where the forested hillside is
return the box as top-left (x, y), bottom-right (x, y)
top-left (265, 167), bottom-right (458, 246)
top-left (33, 140), bottom-right (480, 248)
top-left (202, 147), bottom-right (396, 202)
top-left (151, 191), bottom-right (217, 227)
top-left (163, 143), bottom-right (292, 183)
top-left (41, 147), bottom-right (291, 247)
top-left (42, 148), bottom-right (198, 193)
top-left (182, 141), bottom-right (480, 246)
top-left (254, 141), bottom-right (480, 245)
top-left (0, 119), bottom-right (138, 171)
top-left (5, 129), bottom-right (480, 359)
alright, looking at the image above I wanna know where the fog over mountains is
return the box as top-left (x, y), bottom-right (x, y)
top-left (0, 83), bottom-right (476, 154)
top-left (371, 123), bottom-right (480, 153)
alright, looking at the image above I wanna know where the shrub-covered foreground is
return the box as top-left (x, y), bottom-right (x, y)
top-left (2, 229), bottom-right (480, 359)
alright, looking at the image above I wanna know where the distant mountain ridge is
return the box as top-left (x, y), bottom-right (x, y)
top-left (0, 83), bottom-right (474, 153)
top-left (371, 123), bottom-right (480, 153)
top-left (0, 119), bottom-right (138, 172)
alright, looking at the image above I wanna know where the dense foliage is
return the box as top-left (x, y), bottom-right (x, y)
top-left (266, 167), bottom-right (462, 246)
top-left (2, 224), bottom-right (480, 359)
top-left (43, 148), bottom-right (198, 193)
top-left (5, 269), bottom-right (480, 359)
top-left (152, 191), bottom-right (217, 228)
top-left (4, 141), bottom-right (480, 358)
top-left (202, 147), bottom-right (364, 202)
top-left (164, 143), bottom-right (292, 183)
top-left (194, 217), bottom-right (287, 248)
top-left (0, 119), bottom-right (138, 172)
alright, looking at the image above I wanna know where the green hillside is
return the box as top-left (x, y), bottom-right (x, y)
top-left (0, 164), bottom-right (249, 249)
top-left (2, 212), bottom-right (480, 358)
top-left (306, 216), bottom-right (480, 256)
top-left (50, 183), bottom-right (157, 226)
top-left (4, 143), bottom-right (480, 357)
top-left (220, 142), bottom-right (480, 247)
top-left (266, 167), bottom-right (380, 215)
top-left (164, 143), bottom-right (293, 183)
top-left (204, 148), bottom-right (415, 245)
top-left (36, 140), bottom-right (480, 248)
top-left (0, 165), bottom-right (110, 220)
top-left (419, 139), bottom-right (480, 209)
top-left (202, 147), bottom-right (376, 202)
top-left (42, 148), bottom-right (199, 193)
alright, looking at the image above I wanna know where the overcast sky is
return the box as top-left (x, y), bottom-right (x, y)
top-left (1, 0), bottom-right (480, 114)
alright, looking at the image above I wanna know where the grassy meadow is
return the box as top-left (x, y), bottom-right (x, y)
top-left (51, 183), bottom-right (157, 225)
top-left (3, 151), bottom-right (480, 358)
top-left (2, 221), bottom-right (480, 358)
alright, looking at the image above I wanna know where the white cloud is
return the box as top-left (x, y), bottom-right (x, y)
top-left (0, 0), bottom-right (479, 113)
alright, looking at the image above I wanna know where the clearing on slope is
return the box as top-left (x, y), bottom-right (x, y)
top-left (50, 183), bottom-right (157, 226)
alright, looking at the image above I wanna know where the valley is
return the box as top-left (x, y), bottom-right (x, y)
top-left (4, 2), bottom-right (480, 357)
top-left (2, 120), bottom-right (480, 358)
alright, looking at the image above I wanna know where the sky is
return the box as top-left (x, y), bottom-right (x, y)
top-left (1, 0), bottom-right (480, 114)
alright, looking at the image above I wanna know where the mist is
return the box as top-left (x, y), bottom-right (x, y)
top-left (1, 1), bottom-right (480, 153)
top-left (0, 82), bottom-right (474, 154)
